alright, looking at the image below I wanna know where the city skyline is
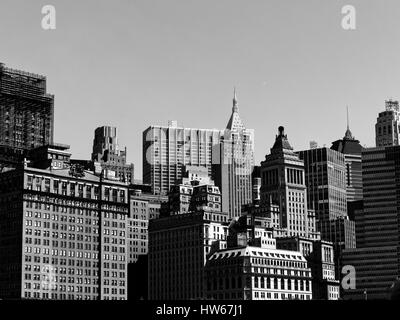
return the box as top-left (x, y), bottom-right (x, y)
top-left (2, 1), bottom-right (400, 303)
top-left (3, 0), bottom-right (400, 178)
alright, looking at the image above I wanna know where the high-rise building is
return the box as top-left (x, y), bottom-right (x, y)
top-left (148, 163), bottom-right (229, 299)
top-left (0, 63), bottom-right (54, 169)
top-left (260, 126), bottom-right (319, 240)
top-left (126, 187), bottom-right (167, 301)
top-left (127, 188), bottom-right (167, 264)
top-left (297, 148), bottom-right (348, 236)
top-left (331, 107), bottom-right (363, 202)
top-left (91, 126), bottom-right (134, 184)
top-left (148, 209), bottom-right (229, 300)
top-left (298, 147), bottom-right (355, 279)
top-left (342, 146), bottom-right (400, 299)
top-left (212, 90), bottom-right (255, 218)
top-left (0, 152), bottom-right (129, 300)
top-left (375, 99), bottom-right (400, 147)
top-left (142, 121), bottom-right (222, 195)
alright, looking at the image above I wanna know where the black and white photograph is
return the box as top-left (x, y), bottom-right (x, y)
top-left (0, 0), bottom-right (399, 318)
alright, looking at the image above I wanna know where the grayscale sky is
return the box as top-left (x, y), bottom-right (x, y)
top-left (1, 0), bottom-right (399, 178)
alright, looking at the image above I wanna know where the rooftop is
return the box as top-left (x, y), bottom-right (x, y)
top-left (208, 245), bottom-right (306, 261)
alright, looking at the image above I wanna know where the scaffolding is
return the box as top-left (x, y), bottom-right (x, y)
top-left (0, 63), bottom-right (54, 167)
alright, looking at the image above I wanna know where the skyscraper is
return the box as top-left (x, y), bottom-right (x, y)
top-left (0, 150), bottom-right (129, 300)
top-left (91, 126), bottom-right (134, 184)
top-left (128, 188), bottom-right (167, 264)
top-left (342, 146), bottom-right (400, 299)
top-left (331, 107), bottom-right (363, 202)
top-left (0, 63), bottom-right (54, 168)
top-left (212, 89), bottom-right (255, 218)
top-left (260, 126), bottom-right (319, 240)
top-left (375, 99), bottom-right (400, 147)
top-left (148, 209), bottom-right (229, 300)
top-left (297, 148), bottom-right (348, 232)
top-left (142, 121), bottom-right (222, 195)
top-left (298, 147), bottom-right (355, 280)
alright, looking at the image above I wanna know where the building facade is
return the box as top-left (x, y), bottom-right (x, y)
top-left (0, 160), bottom-right (129, 300)
top-left (375, 100), bottom-right (400, 147)
top-left (164, 166), bottom-right (222, 215)
top-left (143, 121), bottom-right (222, 195)
top-left (128, 189), bottom-right (166, 264)
top-left (126, 188), bottom-right (167, 301)
top-left (298, 147), bottom-right (355, 279)
top-left (297, 147), bottom-right (348, 225)
top-left (0, 63), bottom-right (54, 169)
top-left (276, 237), bottom-right (340, 300)
top-left (342, 146), bottom-right (400, 299)
top-left (91, 126), bottom-right (134, 184)
top-left (260, 126), bottom-right (319, 240)
top-left (148, 210), bottom-right (229, 300)
top-left (205, 246), bottom-right (313, 300)
top-left (205, 222), bottom-right (313, 301)
top-left (238, 201), bottom-right (338, 300)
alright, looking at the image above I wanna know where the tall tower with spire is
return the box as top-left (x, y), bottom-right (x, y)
top-left (331, 107), bottom-right (363, 202)
top-left (212, 89), bottom-right (255, 218)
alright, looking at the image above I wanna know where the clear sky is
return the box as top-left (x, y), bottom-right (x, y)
top-left (1, 0), bottom-right (399, 178)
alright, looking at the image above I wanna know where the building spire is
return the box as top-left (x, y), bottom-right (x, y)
top-left (233, 87), bottom-right (238, 112)
top-left (226, 87), bottom-right (245, 130)
top-left (344, 106), bottom-right (354, 140)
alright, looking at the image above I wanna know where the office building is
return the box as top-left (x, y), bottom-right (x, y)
top-left (148, 164), bottom-right (229, 299)
top-left (0, 63), bottom-right (54, 169)
top-left (239, 201), bottom-right (338, 300)
top-left (298, 147), bottom-right (348, 225)
top-left (143, 121), bottom-right (222, 195)
top-left (276, 237), bottom-right (340, 300)
top-left (375, 99), bottom-right (400, 147)
top-left (126, 187), bottom-right (167, 301)
top-left (165, 166), bottom-right (222, 215)
top-left (331, 109), bottom-right (363, 202)
top-left (342, 146), bottom-right (400, 299)
top-left (260, 126), bottom-right (319, 240)
top-left (205, 219), bottom-right (313, 300)
top-left (148, 209), bottom-right (229, 300)
top-left (212, 90), bottom-right (255, 218)
top-left (0, 150), bottom-right (129, 300)
top-left (297, 148), bottom-right (353, 248)
top-left (128, 188), bottom-right (167, 264)
top-left (298, 147), bottom-right (355, 279)
top-left (91, 126), bottom-right (134, 184)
